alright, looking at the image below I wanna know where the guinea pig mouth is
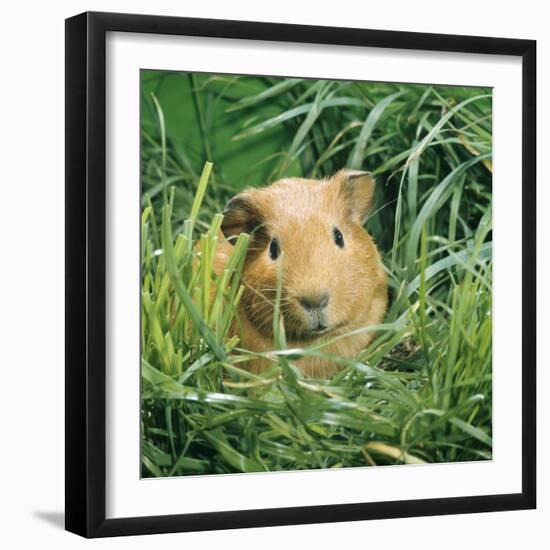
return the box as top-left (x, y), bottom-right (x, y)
top-left (298, 316), bottom-right (331, 339)
top-left (292, 320), bottom-right (348, 341)
top-left (310, 325), bottom-right (330, 335)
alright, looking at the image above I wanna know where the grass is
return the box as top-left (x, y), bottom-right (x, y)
top-left (140, 72), bottom-right (493, 476)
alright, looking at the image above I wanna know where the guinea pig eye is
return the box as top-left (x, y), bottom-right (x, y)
top-left (333, 227), bottom-right (345, 248)
top-left (268, 238), bottom-right (280, 260)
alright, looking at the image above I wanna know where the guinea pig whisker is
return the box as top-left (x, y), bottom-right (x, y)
top-left (249, 301), bottom-right (296, 331)
top-left (242, 284), bottom-right (276, 306)
top-left (251, 298), bottom-right (292, 322)
top-left (251, 302), bottom-right (275, 317)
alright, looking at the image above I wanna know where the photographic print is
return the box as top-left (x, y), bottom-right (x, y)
top-left (140, 70), bottom-right (493, 478)
top-left (65, 13), bottom-right (536, 536)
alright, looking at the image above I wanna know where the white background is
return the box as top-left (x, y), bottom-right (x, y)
top-left (0, 1), bottom-right (546, 548)
top-left (107, 32), bottom-right (523, 518)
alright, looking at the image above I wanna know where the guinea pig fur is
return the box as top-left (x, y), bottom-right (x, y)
top-left (216, 169), bottom-right (388, 379)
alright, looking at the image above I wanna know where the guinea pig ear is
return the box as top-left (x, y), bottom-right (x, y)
top-left (337, 169), bottom-right (376, 224)
top-left (221, 192), bottom-right (263, 241)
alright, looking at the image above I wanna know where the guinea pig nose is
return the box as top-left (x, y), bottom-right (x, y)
top-left (299, 292), bottom-right (330, 311)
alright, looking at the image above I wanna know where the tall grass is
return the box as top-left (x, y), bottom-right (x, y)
top-left (141, 73), bottom-right (492, 476)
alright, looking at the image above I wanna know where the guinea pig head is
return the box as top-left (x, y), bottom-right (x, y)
top-left (221, 169), bottom-right (383, 343)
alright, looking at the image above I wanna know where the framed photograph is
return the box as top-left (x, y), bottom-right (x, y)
top-left (65, 11), bottom-right (536, 538)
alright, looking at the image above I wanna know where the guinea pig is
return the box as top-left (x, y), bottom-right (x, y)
top-left (216, 169), bottom-right (388, 378)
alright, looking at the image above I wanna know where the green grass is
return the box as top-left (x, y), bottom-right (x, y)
top-left (140, 72), bottom-right (493, 476)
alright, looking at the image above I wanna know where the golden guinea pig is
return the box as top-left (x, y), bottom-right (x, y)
top-left (214, 169), bottom-right (388, 378)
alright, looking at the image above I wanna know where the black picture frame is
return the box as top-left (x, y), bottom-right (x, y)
top-left (65, 11), bottom-right (537, 538)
